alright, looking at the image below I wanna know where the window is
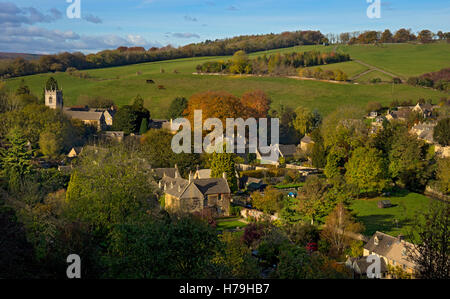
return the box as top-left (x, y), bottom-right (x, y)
top-left (49, 96), bottom-right (53, 104)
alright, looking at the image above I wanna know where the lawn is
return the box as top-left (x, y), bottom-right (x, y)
top-left (350, 190), bottom-right (433, 239)
top-left (3, 42), bottom-right (449, 118)
top-left (216, 218), bottom-right (248, 231)
top-left (275, 183), bottom-right (305, 189)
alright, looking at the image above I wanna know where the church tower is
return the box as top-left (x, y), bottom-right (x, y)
top-left (45, 88), bottom-right (63, 109)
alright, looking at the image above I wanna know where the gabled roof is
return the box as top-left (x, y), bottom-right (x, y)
top-left (193, 178), bottom-right (231, 195)
top-left (414, 103), bottom-right (433, 111)
top-left (364, 231), bottom-right (416, 268)
top-left (194, 169), bottom-right (211, 179)
top-left (160, 176), bottom-right (231, 199)
top-left (70, 147), bottom-right (83, 155)
top-left (63, 107), bottom-right (104, 121)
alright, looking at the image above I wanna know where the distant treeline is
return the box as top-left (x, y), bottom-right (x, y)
top-left (1, 28), bottom-right (448, 79)
top-left (326, 28), bottom-right (450, 44)
top-left (196, 51), bottom-right (350, 76)
top-left (407, 68), bottom-right (450, 91)
top-left (0, 30), bottom-right (325, 79)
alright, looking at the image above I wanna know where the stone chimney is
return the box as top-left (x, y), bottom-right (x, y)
top-left (175, 171), bottom-right (178, 179)
top-left (163, 183), bottom-right (167, 191)
top-left (178, 185), bottom-right (181, 193)
top-left (189, 171), bottom-right (194, 183)
top-left (158, 181), bottom-right (161, 189)
top-left (222, 172), bottom-right (227, 180)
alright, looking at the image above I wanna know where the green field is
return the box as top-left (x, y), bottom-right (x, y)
top-left (216, 218), bottom-right (248, 231)
top-left (334, 43), bottom-right (450, 78)
top-left (354, 70), bottom-right (395, 84)
top-left (3, 43), bottom-right (449, 119)
top-left (350, 190), bottom-right (433, 238)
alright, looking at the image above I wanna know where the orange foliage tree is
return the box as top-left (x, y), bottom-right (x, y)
top-left (184, 90), bottom-right (271, 124)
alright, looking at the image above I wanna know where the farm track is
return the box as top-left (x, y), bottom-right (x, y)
top-left (352, 59), bottom-right (403, 81)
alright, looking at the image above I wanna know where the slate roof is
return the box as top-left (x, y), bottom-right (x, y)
top-left (364, 231), bottom-right (416, 269)
top-left (160, 176), bottom-right (231, 199)
top-left (194, 169), bottom-right (212, 179)
top-left (278, 144), bottom-right (298, 157)
top-left (63, 107), bottom-right (104, 121)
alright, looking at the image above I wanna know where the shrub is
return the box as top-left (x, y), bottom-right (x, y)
top-left (392, 77), bottom-right (402, 84)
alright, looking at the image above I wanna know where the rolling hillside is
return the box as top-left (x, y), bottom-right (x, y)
top-left (3, 43), bottom-right (449, 119)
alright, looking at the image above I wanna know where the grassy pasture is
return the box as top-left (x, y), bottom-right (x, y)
top-left (3, 43), bottom-right (449, 119)
top-left (354, 70), bottom-right (395, 83)
top-left (350, 190), bottom-right (432, 238)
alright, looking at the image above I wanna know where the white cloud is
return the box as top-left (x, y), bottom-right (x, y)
top-left (0, 25), bottom-right (161, 54)
top-left (0, 2), bottom-right (63, 26)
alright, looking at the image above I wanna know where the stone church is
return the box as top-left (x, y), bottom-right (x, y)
top-left (44, 88), bottom-right (115, 131)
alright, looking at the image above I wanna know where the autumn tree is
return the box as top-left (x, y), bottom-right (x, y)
top-left (418, 30), bottom-right (434, 43)
top-left (240, 90), bottom-right (271, 118)
top-left (229, 50), bottom-right (250, 74)
top-left (380, 29), bottom-right (393, 43)
top-left (320, 203), bottom-right (364, 258)
top-left (394, 28), bottom-right (416, 43)
top-left (185, 91), bottom-right (248, 124)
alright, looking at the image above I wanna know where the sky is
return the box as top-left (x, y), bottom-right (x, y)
top-left (0, 0), bottom-right (449, 54)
